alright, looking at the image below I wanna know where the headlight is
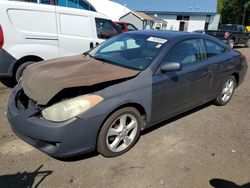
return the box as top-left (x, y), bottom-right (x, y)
top-left (42, 95), bottom-right (103, 122)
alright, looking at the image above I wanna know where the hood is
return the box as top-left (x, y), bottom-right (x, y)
top-left (21, 55), bottom-right (139, 105)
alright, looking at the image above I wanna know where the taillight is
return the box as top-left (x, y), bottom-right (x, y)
top-left (0, 25), bottom-right (4, 48)
top-left (241, 54), bottom-right (248, 63)
top-left (224, 32), bottom-right (230, 39)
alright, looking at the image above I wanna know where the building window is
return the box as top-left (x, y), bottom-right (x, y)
top-left (177, 15), bottom-right (190, 21)
top-left (205, 15), bottom-right (211, 30)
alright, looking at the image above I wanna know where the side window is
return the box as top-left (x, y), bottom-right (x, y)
top-left (56, 0), bottom-right (96, 11)
top-left (166, 39), bottom-right (206, 66)
top-left (205, 40), bottom-right (226, 58)
top-left (127, 24), bottom-right (137, 31)
top-left (40, 0), bottom-right (51, 4)
top-left (95, 18), bottom-right (119, 39)
top-left (119, 24), bottom-right (126, 31)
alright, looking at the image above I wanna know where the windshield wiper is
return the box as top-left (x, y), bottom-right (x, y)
top-left (83, 51), bottom-right (93, 58)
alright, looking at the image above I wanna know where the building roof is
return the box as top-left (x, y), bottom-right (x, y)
top-left (120, 11), bottom-right (154, 21)
top-left (112, 0), bottom-right (218, 15)
top-left (134, 12), bottom-right (154, 21)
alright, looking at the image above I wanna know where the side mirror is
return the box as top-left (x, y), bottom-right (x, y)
top-left (160, 62), bottom-right (182, 72)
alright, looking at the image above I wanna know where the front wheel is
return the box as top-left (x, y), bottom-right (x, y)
top-left (97, 107), bottom-right (142, 157)
top-left (213, 76), bottom-right (236, 106)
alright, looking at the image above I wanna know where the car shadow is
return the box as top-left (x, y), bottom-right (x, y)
top-left (0, 165), bottom-right (52, 188)
top-left (142, 102), bottom-right (212, 135)
top-left (56, 151), bottom-right (99, 162)
top-left (210, 178), bottom-right (250, 188)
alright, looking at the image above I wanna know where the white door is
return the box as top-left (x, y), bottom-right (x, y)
top-left (56, 7), bottom-right (95, 56)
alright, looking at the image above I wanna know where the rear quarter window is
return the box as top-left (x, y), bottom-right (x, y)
top-left (95, 18), bottom-right (119, 39)
top-left (205, 40), bottom-right (227, 58)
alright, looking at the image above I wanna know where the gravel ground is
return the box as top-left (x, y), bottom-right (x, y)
top-left (0, 48), bottom-right (249, 188)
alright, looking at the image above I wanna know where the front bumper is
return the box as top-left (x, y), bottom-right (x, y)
top-left (7, 86), bottom-right (107, 158)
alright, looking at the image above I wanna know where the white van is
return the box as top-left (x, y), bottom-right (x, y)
top-left (0, 0), bottom-right (120, 83)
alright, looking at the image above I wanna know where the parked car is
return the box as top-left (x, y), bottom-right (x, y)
top-left (114, 22), bottom-right (138, 32)
top-left (0, 0), bottom-right (120, 84)
top-left (7, 31), bottom-right (248, 158)
top-left (204, 24), bottom-right (250, 48)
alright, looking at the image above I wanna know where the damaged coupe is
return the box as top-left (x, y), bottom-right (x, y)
top-left (7, 31), bottom-right (248, 158)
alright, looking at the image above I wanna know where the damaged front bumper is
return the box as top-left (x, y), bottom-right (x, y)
top-left (7, 85), bottom-right (107, 158)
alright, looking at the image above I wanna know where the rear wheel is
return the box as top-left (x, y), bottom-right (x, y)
top-left (213, 76), bottom-right (236, 106)
top-left (97, 107), bottom-right (142, 157)
top-left (15, 61), bottom-right (35, 82)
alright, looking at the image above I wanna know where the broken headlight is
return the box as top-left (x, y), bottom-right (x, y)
top-left (42, 95), bottom-right (103, 122)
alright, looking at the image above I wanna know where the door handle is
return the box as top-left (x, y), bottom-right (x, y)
top-left (90, 42), bottom-right (94, 49)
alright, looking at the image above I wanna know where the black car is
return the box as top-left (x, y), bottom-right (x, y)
top-left (7, 31), bottom-right (248, 158)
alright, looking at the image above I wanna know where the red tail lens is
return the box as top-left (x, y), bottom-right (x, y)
top-left (224, 32), bottom-right (230, 39)
top-left (0, 25), bottom-right (4, 48)
top-left (241, 54), bottom-right (247, 63)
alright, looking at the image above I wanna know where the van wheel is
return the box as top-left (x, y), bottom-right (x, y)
top-left (97, 107), bottom-right (142, 158)
top-left (213, 76), bottom-right (236, 106)
top-left (15, 62), bottom-right (35, 82)
top-left (228, 39), bottom-right (234, 48)
top-left (245, 39), bottom-right (250, 48)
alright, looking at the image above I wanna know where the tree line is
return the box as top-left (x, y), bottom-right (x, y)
top-left (218, 0), bottom-right (250, 26)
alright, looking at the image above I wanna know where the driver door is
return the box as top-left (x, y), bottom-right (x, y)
top-left (151, 39), bottom-right (211, 122)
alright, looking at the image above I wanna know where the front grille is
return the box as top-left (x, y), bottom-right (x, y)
top-left (16, 90), bottom-right (37, 110)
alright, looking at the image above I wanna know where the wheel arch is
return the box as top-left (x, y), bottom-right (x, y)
top-left (231, 72), bottom-right (239, 87)
top-left (95, 102), bottom-right (147, 148)
top-left (12, 55), bottom-right (43, 76)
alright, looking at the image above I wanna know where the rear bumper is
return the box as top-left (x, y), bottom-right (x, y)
top-left (238, 61), bottom-right (248, 86)
top-left (0, 48), bottom-right (16, 78)
top-left (7, 86), bottom-right (107, 158)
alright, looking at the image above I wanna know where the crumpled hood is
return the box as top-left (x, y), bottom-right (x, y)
top-left (21, 55), bottom-right (139, 105)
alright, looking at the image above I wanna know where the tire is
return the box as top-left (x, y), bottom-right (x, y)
top-left (213, 76), bottom-right (236, 106)
top-left (1, 78), bottom-right (16, 88)
top-left (15, 61), bottom-right (35, 82)
top-left (97, 107), bottom-right (142, 157)
top-left (228, 39), bottom-right (234, 48)
top-left (245, 39), bottom-right (250, 48)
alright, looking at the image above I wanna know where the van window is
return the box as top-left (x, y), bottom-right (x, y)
top-left (56, 0), bottom-right (96, 11)
top-left (95, 18), bottom-right (120, 39)
top-left (59, 14), bottom-right (91, 37)
top-left (40, 0), bottom-right (51, 4)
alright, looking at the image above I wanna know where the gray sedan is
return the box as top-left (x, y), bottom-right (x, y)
top-left (7, 31), bottom-right (248, 158)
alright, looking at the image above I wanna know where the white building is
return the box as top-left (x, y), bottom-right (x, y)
top-left (112, 0), bottom-right (220, 31)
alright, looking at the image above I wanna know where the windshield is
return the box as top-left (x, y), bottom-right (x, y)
top-left (88, 33), bottom-right (167, 70)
